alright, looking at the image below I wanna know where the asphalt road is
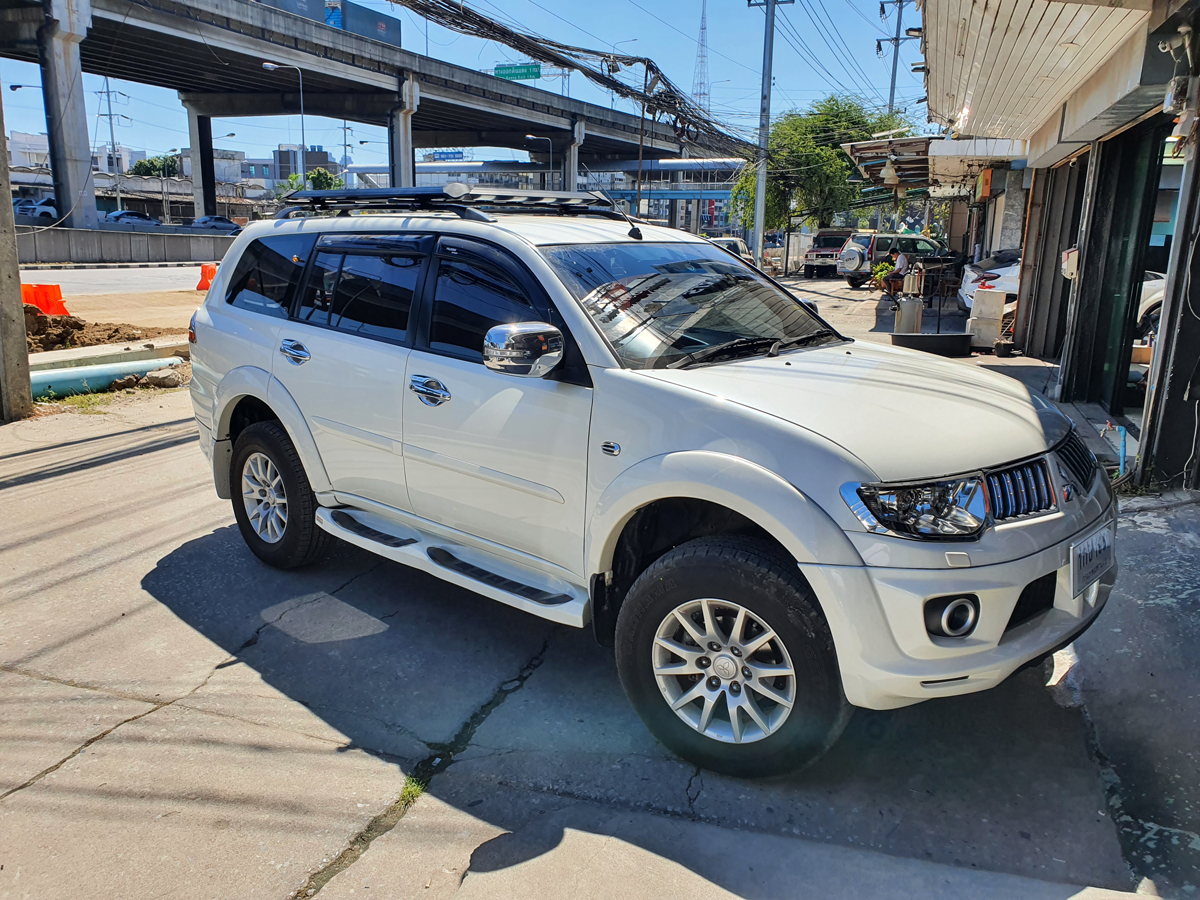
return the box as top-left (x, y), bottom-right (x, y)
top-left (2, 387), bottom-right (1177, 899)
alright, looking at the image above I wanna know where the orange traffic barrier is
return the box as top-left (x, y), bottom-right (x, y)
top-left (196, 263), bottom-right (217, 291)
top-left (21, 283), bottom-right (70, 316)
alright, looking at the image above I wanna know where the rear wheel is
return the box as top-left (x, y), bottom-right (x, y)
top-left (846, 276), bottom-right (868, 289)
top-left (615, 536), bottom-right (849, 777)
top-left (231, 421), bottom-right (331, 569)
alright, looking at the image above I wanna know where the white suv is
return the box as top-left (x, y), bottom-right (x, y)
top-left (189, 186), bottom-right (1117, 777)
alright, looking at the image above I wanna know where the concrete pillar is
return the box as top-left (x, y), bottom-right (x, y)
top-left (562, 119), bottom-right (584, 192)
top-left (668, 170), bottom-right (682, 229)
top-left (37, 0), bottom-right (97, 229)
top-left (689, 199), bottom-right (701, 234)
top-left (186, 106), bottom-right (216, 218)
top-left (0, 86), bottom-right (33, 421)
top-left (389, 75), bottom-right (419, 188)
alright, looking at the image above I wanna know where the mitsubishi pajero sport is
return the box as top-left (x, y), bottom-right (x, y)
top-left (189, 185), bottom-right (1117, 777)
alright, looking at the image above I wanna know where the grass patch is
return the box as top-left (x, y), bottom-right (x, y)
top-left (399, 774), bottom-right (427, 806)
top-left (43, 391), bottom-right (119, 414)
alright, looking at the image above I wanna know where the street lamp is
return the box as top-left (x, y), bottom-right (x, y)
top-left (526, 135), bottom-right (553, 189)
top-left (608, 39), bottom-right (637, 108)
top-left (7, 84), bottom-right (37, 91)
top-left (262, 62), bottom-right (307, 188)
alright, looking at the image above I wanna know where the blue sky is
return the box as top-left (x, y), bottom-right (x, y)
top-left (1, 0), bottom-right (929, 167)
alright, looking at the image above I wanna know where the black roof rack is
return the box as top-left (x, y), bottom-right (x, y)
top-left (275, 182), bottom-right (626, 222)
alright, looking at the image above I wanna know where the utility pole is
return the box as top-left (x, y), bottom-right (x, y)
top-left (749, 0), bottom-right (792, 267)
top-left (879, 0), bottom-right (918, 115)
top-left (98, 77), bottom-right (125, 211)
top-left (0, 81), bottom-right (33, 421)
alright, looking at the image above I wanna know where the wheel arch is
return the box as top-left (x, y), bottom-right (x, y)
top-left (587, 451), bottom-right (863, 646)
top-left (210, 367), bottom-right (331, 498)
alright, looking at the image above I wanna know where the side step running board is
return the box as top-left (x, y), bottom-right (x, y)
top-left (427, 547), bottom-right (572, 606)
top-left (331, 510), bottom-right (417, 548)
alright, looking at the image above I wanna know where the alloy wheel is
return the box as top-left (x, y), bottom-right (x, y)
top-left (652, 598), bottom-right (796, 744)
top-left (241, 451), bottom-right (288, 543)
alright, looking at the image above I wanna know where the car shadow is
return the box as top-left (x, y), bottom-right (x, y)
top-left (140, 527), bottom-right (1130, 895)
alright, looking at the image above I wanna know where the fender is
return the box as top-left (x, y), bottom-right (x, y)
top-left (587, 450), bottom-right (864, 577)
top-left (211, 366), bottom-right (332, 497)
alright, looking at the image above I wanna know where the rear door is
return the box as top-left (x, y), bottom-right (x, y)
top-left (401, 236), bottom-right (592, 574)
top-left (271, 233), bottom-right (431, 512)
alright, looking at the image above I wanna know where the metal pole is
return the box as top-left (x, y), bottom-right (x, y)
top-left (888, 0), bottom-right (904, 114)
top-left (297, 68), bottom-right (307, 189)
top-left (636, 68), bottom-right (648, 213)
top-left (104, 77), bottom-right (122, 212)
top-left (752, 0), bottom-right (777, 268)
top-left (0, 86), bottom-right (33, 421)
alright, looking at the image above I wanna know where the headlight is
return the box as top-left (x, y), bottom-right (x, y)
top-left (841, 479), bottom-right (988, 540)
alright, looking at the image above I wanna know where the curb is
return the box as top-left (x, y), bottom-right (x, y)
top-left (1118, 489), bottom-right (1200, 516)
top-left (20, 261), bottom-right (220, 270)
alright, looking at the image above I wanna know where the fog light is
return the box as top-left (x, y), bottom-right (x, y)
top-left (924, 595), bottom-right (979, 637)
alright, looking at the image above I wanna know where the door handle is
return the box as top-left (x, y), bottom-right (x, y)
top-left (279, 339), bottom-right (310, 366)
top-left (409, 374), bottom-right (451, 406)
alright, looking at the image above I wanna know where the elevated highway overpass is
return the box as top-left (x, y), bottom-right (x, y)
top-left (0, 0), bottom-right (735, 227)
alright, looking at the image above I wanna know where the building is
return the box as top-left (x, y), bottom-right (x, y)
top-left (915, 0), bottom-right (1200, 487)
top-left (179, 148), bottom-right (246, 184)
top-left (273, 144), bottom-right (340, 180)
top-left (91, 143), bottom-right (146, 175)
top-left (6, 131), bottom-right (50, 169)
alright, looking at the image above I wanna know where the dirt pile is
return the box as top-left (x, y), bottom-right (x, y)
top-left (25, 304), bottom-right (183, 352)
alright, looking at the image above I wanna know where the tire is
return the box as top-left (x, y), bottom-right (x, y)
top-left (231, 421), bottom-right (331, 569)
top-left (615, 536), bottom-right (850, 777)
top-left (803, 265), bottom-right (814, 278)
top-left (846, 277), bottom-right (867, 289)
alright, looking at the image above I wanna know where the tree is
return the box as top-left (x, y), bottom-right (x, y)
top-left (730, 95), bottom-right (910, 231)
top-left (129, 155), bottom-right (178, 178)
top-left (274, 172), bottom-right (305, 198)
top-left (308, 168), bottom-right (344, 191)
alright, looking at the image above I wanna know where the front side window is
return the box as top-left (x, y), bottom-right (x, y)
top-left (224, 233), bottom-right (317, 318)
top-left (427, 254), bottom-right (536, 358)
top-left (295, 251), bottom-right (341, 326)
top-left (542, 242), bottom-right (839, 370)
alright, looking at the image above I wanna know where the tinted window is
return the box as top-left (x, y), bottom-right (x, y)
top-left (897, 237), bottom-right (920, 253)
top-left (295, 251), bottom-right (342, 326)
top-left (329, 254), bottom-right (419, 342)
top-left (813, 235), bottom-right (847, 248)
top-left (851, 234), bottom-right (872, 248)
top-left (916, 239), bottom-right (937, 253)
top-left (225, 234), bottom-right (317, 319)
top-left (428, 254), bottom-right (535, 358)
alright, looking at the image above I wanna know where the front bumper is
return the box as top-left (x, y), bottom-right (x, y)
top-left (800, 506), bottom-right (1118, 710)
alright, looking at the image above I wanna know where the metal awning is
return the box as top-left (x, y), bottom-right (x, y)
top-left (918, 0), bottom-right (1150, 139)
top-left (843, 136), bottom-right (1027, 191)
top-left (840, 137), bottom-right (933, 189)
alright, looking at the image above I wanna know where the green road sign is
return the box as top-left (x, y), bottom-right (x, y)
top-left (495, 63), bottom-right (541, 81)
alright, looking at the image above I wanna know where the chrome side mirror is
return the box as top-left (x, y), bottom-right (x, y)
top-left (483, 322), bottom-right (564, 378)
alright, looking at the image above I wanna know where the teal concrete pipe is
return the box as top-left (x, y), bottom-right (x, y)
top-left (31, 357), bottom-right (183, 399)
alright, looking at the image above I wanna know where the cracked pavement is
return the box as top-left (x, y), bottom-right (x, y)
top-left (0, 382), bottom-right (1189, 898)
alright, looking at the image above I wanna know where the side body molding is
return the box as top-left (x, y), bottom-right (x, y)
top-left (587, 451), bottom-right (864, 576)
top-left (210, 366), bottom-right (333, 497)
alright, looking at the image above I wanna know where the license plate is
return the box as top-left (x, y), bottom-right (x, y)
top-left (1071, 523), bottom-right (1115, 598)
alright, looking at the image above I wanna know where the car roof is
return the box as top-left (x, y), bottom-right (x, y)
top-left (239, 212), bottom-right (711, 248)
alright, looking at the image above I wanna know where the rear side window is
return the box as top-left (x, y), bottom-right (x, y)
top-left (329, 254), bottom-right (419, 343)
top-left (295, 251), bottom-right (342, 326)
top-left (224, 234), bottom-right (315, 318)
top-left (428, 254), bottom-right (536, 358)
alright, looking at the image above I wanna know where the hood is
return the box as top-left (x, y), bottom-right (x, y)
top-left (642, 341), bottom-right (1063, 482)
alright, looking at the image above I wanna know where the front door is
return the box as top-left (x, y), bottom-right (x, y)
top-left (401, 236), bottom-right (592, 575)
top-left (271, 235), bottom-right (430, 512)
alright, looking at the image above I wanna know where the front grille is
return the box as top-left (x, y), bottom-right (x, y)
top-left (1005, 572), bottom-right (1057, 632)
top-left (986, 458), bottom-right (1055, 521)
top-left (1056, 430), bottom-right (1098, 489)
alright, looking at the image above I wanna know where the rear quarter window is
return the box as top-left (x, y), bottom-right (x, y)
top-left (224, 234), bottom-right (317, 319)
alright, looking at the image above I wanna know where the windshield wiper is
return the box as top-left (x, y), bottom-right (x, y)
top-left (766, 330), bottom-right (839, 356)
top-left (666, 336), bottom-right (778, 369)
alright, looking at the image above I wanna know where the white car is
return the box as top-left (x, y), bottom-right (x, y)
top-left (189, 186), bottom-right (1117, 777)
top-left (1136, 271), bottom-right (1166, 338)
top-left (13, 197), bottom-right (57, 220)
top-left (958, 251), bottom-right (1021, 312)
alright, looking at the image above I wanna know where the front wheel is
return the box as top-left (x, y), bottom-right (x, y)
top-left (803, 265), bottom-right (814, 278)
top-left (615, 536), bottom-right (849, 777)
top-left (231, 421), bottom-right (331, 569)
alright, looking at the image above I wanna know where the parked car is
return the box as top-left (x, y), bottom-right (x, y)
top-left (957, 249), bottom-right (1022, 312)
top-left (1135, 271), bottom-right (1166, 339)
top-left (13, 197), bottom-right (57, 220)
top-left (192, 215), bottom-right (241, 232)
top-left (802, 228), bottom-right (855, 278)
top-left (105, 209), bottom-right (162, 226)
top-left (709, 236), bottom-right (753, 264)
top-left (839, 233), bottom-right (948, 289)
top-left (190, 186), bottom-right (1117, 777)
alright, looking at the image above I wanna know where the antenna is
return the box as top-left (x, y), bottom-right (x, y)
top-left (691, 0), bottom-right (710, 113)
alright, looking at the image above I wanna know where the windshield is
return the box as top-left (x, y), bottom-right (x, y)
top-left (541, 242), bottom-right (839, 370)
top-left (813, 235), bottom-right (848, 249)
